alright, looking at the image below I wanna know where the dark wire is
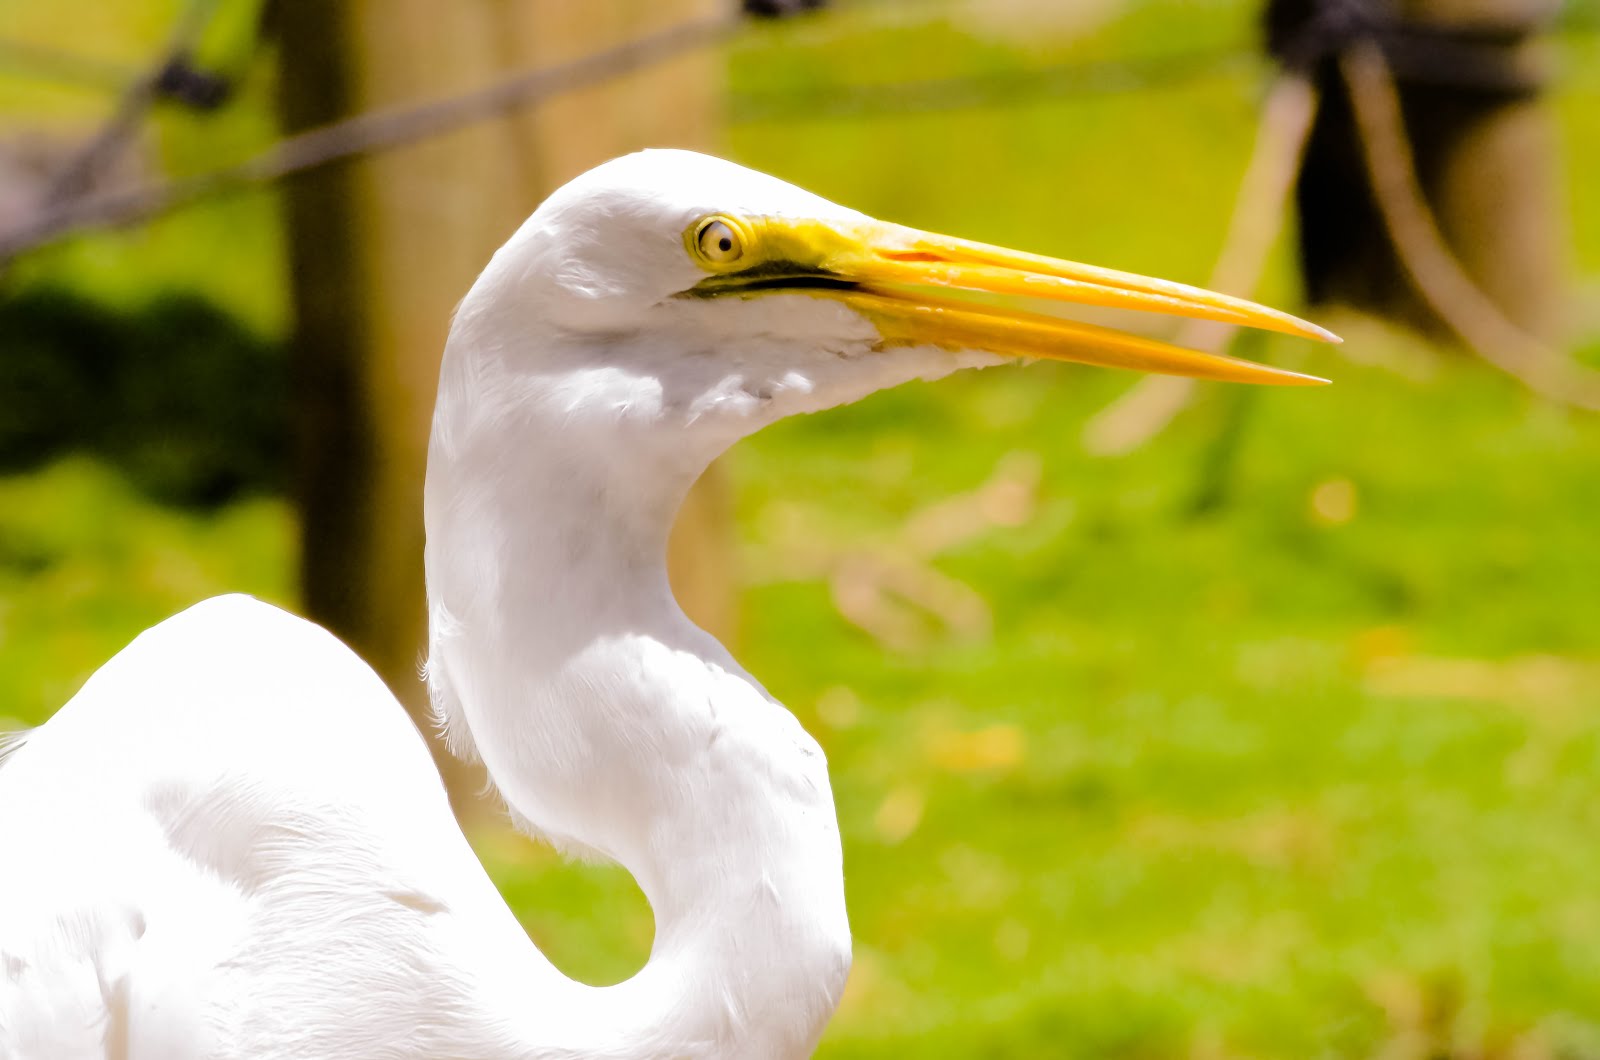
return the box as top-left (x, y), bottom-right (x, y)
top-left (729, 45), bottom-right (1255, 123)
top-left (0, 13), bottom-right (743, 260)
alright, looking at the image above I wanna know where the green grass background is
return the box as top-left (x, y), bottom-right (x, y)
top-left (3, 1), bottom-right (1600, 1055)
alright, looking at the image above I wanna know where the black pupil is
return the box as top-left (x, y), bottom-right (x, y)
top-left (718, 236), bottom-right (733, 253)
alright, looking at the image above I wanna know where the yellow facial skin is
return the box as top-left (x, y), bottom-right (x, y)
top-left (682, 214), bottom-right (1336, 387)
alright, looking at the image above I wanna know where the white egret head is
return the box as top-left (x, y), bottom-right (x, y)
top-left (443, 149), bottom-right (1332, 451)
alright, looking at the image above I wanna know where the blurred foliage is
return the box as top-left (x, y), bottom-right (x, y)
top-left (0, 290), bottom-right (287, 503)
top-left (3, 0), bottom-right (1600, 1057)
top-left (736, 341), bottom-right (1600, 1057)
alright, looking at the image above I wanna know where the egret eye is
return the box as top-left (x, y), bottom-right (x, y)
top-left (696, 219), bottom-right (742, 265)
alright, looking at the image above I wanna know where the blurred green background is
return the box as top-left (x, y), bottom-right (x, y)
top-left (3, 0), bottom-right (1600, 1056)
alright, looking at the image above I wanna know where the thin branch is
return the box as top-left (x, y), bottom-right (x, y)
top-left (729, 45), bottom-right (1252, 123)
top-left (43, 0), bottom-right (220, 206)
top-left (1081, 72), bottom-right (1319, 455)
top-left (0, 12), bottom-right (742, 261)
top-left (1340, 42), bottom-right (1600, 412)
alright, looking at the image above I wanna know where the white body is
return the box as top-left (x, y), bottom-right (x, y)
top-left (0, 147), bottom-right (1317, 1058)
top-left (0, 151), bottom-right (985, 1059)
top-left (0, 596), bottom-right (554, 1058)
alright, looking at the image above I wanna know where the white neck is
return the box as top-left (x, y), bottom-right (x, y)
top-left (423, 325), bottom-right (851, 1058)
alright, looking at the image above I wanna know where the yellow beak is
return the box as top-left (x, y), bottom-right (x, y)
top-left (695, 217), bottom-right (1337, 387)
top-left (827, 221), bottom-right (1334, 386)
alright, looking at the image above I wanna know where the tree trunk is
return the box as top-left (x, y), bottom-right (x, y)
top-left (276, 0), bottom-right (732, 824)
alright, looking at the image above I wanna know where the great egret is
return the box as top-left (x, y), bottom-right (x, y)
top-left (0, 149), bottom-right (1332, 1059)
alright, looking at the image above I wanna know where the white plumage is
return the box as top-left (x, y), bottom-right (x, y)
top-left (0, 149), bottom-right (1331, 1059)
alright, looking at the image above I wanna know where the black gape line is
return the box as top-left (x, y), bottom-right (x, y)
top-left (724, 275), bottom-right (862, 294)
top-left (680, 259), bottom-right (861, 298)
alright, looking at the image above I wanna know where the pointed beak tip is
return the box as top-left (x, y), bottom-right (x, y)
top-left (1294, 371), bottom-right (1333, 386)
top-left (820, 218), bottom-right (1346, 384)
top-left (1283, 316), bottom-right (1341, 345)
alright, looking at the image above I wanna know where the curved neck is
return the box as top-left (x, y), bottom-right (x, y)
top-left (424, 338), bottom-right (850, 1058)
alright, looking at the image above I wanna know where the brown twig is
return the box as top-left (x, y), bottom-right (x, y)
top-left (1340, 42), bottom-right (1600, 412)
top-left (1081, 72), bottom-right (1319, 456)
top-left (729, 45), bottom-right (1252, 123)
top-left (753, 452), bottom-right (1043, 652)
top-left (42, 0), bottom-right (220, 207)
top-left (0, 12), bottom-right (741, 262)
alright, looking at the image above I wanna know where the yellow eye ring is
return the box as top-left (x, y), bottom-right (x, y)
top-left (689, 216), bottom-right (746, 268)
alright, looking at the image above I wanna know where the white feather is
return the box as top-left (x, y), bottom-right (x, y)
top-left (0, 150), bottom-right (1008, 1059)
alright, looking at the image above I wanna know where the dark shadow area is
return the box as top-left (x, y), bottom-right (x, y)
top-left (0, 288), bottom-right (288, 506)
